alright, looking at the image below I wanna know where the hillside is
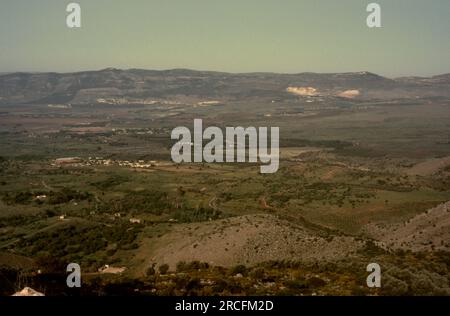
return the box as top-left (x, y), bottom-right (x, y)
top-left (366, 201), bottom-right (450, 252)
top-left (135, 214), bottom-right (364, 273)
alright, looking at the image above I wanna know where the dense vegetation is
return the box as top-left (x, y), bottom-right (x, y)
top-left (2, 251), bottom-right (449, 296)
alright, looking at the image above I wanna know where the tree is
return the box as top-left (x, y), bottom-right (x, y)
top-left (159, 264), bottom-right (169, 275)
top-left (146, 263), bottom-right (156, 276)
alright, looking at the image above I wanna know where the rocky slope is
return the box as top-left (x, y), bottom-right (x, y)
top-left (136, 214), bottom-right (365, 271)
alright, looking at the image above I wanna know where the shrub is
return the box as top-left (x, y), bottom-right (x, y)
top-left (45, 209), bottom-right (57, 217)
top-left (186, 277), bottom-right (201, 291)
top-left (249, 267), bottom-right (265, 279)
top-left (146, 264), bottom-right (156, 276)
top-left (212, 279), bottom-right (228, 293)
top-left (284, 278), bottom-right (308, 290)
top-left (383, 273), bottom-right (409, 295)
top-left (306, 277), bottom-right (326, 288)
top-left (176, 261), bottom-right (188, 272)
top-left (106, 249), bottom-right (117, 256)
top-left (159, 264), bottom-right (169, 275)
top-left (187, 261), bottom-right (209, 271)
top-left (231, 265), bottom-right (247, 276)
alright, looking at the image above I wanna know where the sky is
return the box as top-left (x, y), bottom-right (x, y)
top-left (0, 0), bottom-right (449, 77)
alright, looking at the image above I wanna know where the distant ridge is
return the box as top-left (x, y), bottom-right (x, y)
top-left (2, 68), bottom-right (449, 78)
top-left (0, 68), bottom-right (449, 105)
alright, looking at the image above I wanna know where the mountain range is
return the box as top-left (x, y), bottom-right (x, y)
top-left (0, 68), bottom-right (449, 105)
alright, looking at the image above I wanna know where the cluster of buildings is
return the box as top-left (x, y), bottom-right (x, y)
top-left (52, 157), bottom-right (171, 169)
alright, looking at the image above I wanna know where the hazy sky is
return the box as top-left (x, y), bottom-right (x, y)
top-left (1, 0), bottom-right (449, 77)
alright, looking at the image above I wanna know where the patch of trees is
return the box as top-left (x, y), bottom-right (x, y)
top-left (268, 182), bottom-right (366, 207)
top-left (102, 190), bottom-right (171, 215)
top-left (47, 188), bottom-right (92, 205)
top-left (172, 206), bottom-right (220, 223)
top-left (2, 191), bottom-right (33, 205)
top-left (90, 175), bottom-right (129, 190)
top-left (0, 214), bottom-right (42, 228)
top-left (383, 266), bottom-right (450, 295)
top-left (97, 190), bottom-right (221, 222)
top-left (16, 223), bottom-right (141, 264)
top-left (1, 188), bottom-right (92, 205)
top-left (282, 138), bottom-right (353, 150)
top-left (7, 252), bottom-right (450, 296)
